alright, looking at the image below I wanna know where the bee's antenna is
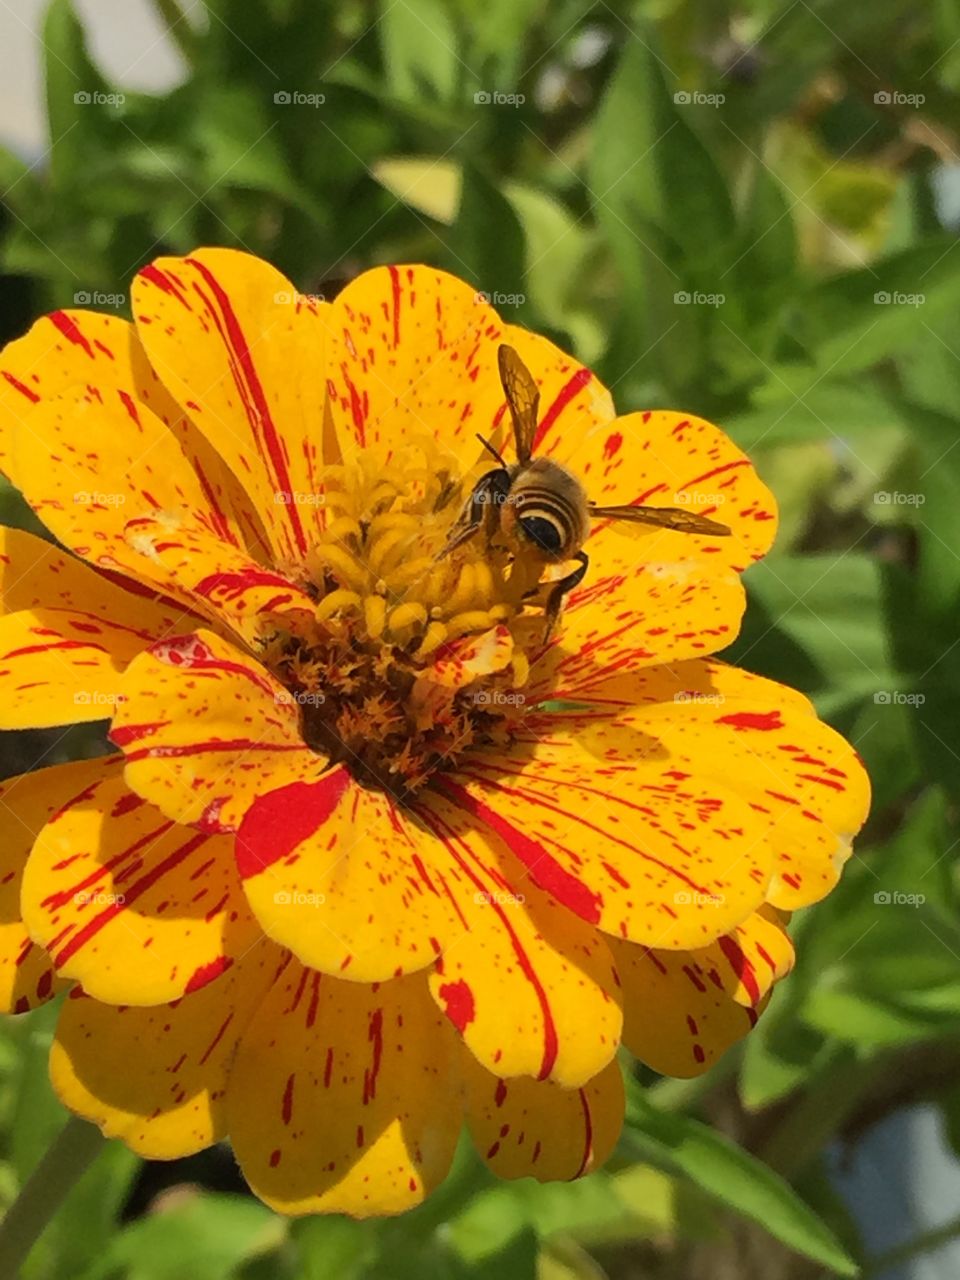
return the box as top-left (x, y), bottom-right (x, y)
top-left (476, 433), bottom-right (507, 467)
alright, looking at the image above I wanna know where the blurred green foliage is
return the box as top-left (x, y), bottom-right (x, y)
top-left (3, 0), bottom-right (960, 1276)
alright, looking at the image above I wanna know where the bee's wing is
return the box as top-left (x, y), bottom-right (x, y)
top-left (589, 503), bottom-right (731, 537)
top-left (497, 344), bottom-right (539, 464)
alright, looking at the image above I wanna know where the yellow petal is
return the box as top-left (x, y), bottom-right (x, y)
top-left (111, 629), bottom-right (320, 833)
top-left (22, 759), bottom-right (261, 1004)
top-left (0, 758), bottom-right (111, 1012)
top-left (412, 787), bottom-right (622, 1087)
top-left (608, 911), bottom-right (793, 1079)
top-left (0, 309), bottom-right (267, 558)
top-left (132, 250), bottom-right (336, 563)
top-left (51, 940), bottom-right (280, 1158)
top-left (462, 1050), bottom-right (624, 1181)
top-left (227, 963), bottom-right (461, 1216)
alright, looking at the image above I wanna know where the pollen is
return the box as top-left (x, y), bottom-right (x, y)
top-left (263, 446), bottom-right (535, 800)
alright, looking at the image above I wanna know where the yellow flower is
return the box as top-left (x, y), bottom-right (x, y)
top-left (0, 250), bottom-right (869, 1216)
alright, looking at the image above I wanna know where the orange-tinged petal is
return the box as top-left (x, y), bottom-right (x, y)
top-left (412, 787), bottom-right (622, 1087)
top-left (609, 914), bottom-right (791, 1078)
top-left (325, 273), bottom-right (613, 470)
top-left (123, 518), bottom-right (316, 644)
top-left (556, 409), bottom-right (778, 568)
top-left (8, 384), bottom-right (231, 619)
top-left (21, 759), bottom-right (261, 1005)
top-left (440, 741), bottom-right (772, 951)
top-left (227, 962), bottom-right (461, 1217)
top-left (50, 941), bottom-right (279, 1158)
top-left (0, 759), bottom-right (111, 1012)
top-left (0, 607), bottom-right (168, 729)
top-left (532, 661), bottom-right (870, 911)
top-left (132, 249), bottom-right (333, 562)
top-left (0, 525), bottom-right (191, 633)
top-left (236, 768), bottom-right (466, 982)
top-left (462, 1051), bottom-right (624, 1181)
top-left (111, 630), bottom-right (320, 833)
top-left (0, 309), bottom-right (267, 558)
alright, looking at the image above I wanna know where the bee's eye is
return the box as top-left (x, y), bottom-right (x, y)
top-left (520, 516), bottom-right (563, 554)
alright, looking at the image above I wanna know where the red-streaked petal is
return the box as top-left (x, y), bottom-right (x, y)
top-left (462, 1051), bottom-right (624, 1180)
top-left (0, 309), bottom-right (267, 559)
top-left (440, 740), bottom-right (772, 951)
top-left (0, 758), bottom-right (112, 1013)
top-left (51, 940), bottom-right (280, 1157)
top-left (21, 759), bottom-right (261, 1005)
top-left (412, 787), bottom-right (622, 1087)
top-left (0, 608), bottom-right (169, 729)
top-left (132, 249), bottom-right (336, 562)
top-left (227, 962), bottom-right (461, 1216)
top-left (111, 629), bottom-right (321, 833)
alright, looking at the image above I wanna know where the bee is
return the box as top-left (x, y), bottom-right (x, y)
top-left (441, 344), bottom-right (730, 636)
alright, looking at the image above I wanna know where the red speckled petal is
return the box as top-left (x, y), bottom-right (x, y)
top-left (325, 269), bottom-right (613, 470)
top-left (462, 1051), bottom-right (624, 1181)
top-left (21, 758), bottom-right (261, 1005)
top-left (132, 249), bottom-right (336, 562)
top-left (111, 629), bottom-right (321, 834)
top-left (526, 659), bottom-right (871, 911)
top-left (0, 607), bottom-right (179, 729)
top-left (610, 907), bottom-right (794, 1077)
top-left (236, 768), bottom-right (467, 983)
top-left (442, 736), bottom-right (772, 951)
top-left (412, 786), bottom-right (622, 1088)
top-left (0, 758), bottom-right (113, 1013)
top-left (51, 940), bottom-right (280, 1158)
top-left (227, 962), bottom-right (461, 1217)
top-left (0, 309), bottom-right (268, 561)
top-left (122, 518), bottom-right (316, 645)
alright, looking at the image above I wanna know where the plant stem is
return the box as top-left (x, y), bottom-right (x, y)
top-left (0, 1116), bottom-right (105, 1279)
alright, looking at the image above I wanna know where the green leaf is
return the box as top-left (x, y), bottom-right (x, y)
top-left (623, 1083), bottom-right (858, 1276)
top-left (380, 0), bottom-right (460, 104)
top-left (449, 163), bottom-right (527, 318)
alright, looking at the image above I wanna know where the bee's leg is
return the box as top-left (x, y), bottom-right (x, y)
top-left (438, 470), bottom-right (509, 559)
top-left (542, 550), bottom-right (588, 641)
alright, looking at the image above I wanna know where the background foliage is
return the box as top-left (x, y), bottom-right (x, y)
top-left (2, 0), bottom-right (960, 1276)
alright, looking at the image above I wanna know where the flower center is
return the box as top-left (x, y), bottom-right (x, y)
top-left (263, 447), bottom-right (541, 800)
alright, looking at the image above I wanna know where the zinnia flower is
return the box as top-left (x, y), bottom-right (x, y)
top-left (0, 250), bottom-right (869, 1216)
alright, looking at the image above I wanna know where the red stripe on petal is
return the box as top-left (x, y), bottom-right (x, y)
top-left (235, 768), bottom-right (351, 878)
top-left (532, 367), bottom-right (592, 451)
